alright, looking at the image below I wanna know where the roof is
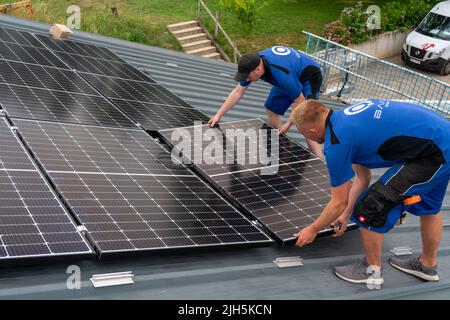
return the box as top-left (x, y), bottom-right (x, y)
top-left (432, 1), bottom-right (450, 17)
top-left (0, 14), bottom-right (449, 300)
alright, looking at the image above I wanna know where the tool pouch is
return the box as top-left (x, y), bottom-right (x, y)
top-left (353, 182), bottom-right (406, 228)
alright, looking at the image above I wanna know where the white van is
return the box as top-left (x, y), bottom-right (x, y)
top-left (402, 1), bottom-right (450, 75)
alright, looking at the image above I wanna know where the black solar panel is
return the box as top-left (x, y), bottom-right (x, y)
top-left (110, 99), bottom-right (209, 131)
top-left (0, 117), bottom-right (92, 260)
top-left (35, 34), bottom-right (125, 62)
top-left (0, 27), bottom-right (44, 48)
top-left (80, 73), bottom-right (190, 106)
top-left (15, 120), bottom-right (272, 254)
top-left (0, 59), bottom-right (96, 94)
top-left (0, 41), bottom-right (69, 68)
top-left (159, 119), bottom-right (333, 242)
top-left (35, 35), bottom-right (154, 82)
top-left (0, 60), bottom-right (137, 128)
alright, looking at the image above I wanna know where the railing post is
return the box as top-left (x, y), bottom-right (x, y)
top-left (215, 10), bottom-right (220, 40)
top-left (197, 0), bottom-right (202, 21)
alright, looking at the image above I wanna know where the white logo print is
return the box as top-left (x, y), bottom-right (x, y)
top-left (271, 46), bottom-right (291, 56)
top-left (344, 101), bottom-right (374, 115)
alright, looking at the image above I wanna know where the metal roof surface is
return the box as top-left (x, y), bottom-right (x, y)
top-left (0, 15), bottom-right (448, 300)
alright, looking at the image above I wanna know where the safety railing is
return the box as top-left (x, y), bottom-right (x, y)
top-left (302, 31), bottom-right (450, 119)
top-left (196, 0), bottom-right (241, 63)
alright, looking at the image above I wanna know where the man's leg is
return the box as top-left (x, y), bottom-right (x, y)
top-left (420, 213), bottom-right (442, 267)
top-left (265, 109), bottom-right (282, 129)
top-left (360, 228), bottom-right (384, 268)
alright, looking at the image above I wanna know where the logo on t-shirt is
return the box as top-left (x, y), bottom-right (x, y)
top-left (344, 100), bottom-right (374, 115)
top-left (271, 46), bottom-right (291, 56)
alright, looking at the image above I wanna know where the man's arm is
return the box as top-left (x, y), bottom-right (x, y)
top-left (332, 164), bottom-right (371, 236)
top-left (208, 84), bottom-right (248, 127)
top-left (278, 94), bottom-right (305, 134)
top-left (294, 180), bottom-right (351, 247)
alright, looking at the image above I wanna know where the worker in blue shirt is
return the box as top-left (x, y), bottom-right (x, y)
top-left (208, 46), bottom-right (323, 157)
top-left (290, 99), bottom-right (450, 286)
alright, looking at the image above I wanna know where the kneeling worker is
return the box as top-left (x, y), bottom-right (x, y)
top-left (290, 99), bottom-right (450, 285)
top-left (208, 46), bottom-right (323, 157)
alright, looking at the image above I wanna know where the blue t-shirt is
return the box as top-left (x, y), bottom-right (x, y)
top-left (239, 46), bottom-right (320, 100)
top-left (324, 99), bottom-right (450, 187)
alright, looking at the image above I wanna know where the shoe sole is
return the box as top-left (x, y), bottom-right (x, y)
top-left (334, 271), bottom-right (384, 285)
top-left (388, 260), bottom-right (439, 282)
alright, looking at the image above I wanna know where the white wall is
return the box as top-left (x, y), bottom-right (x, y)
top-left (350, 29), bottom-right (412, 59)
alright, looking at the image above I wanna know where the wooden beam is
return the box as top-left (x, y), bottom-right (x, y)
top-left (0, 1), bottom-right (33, 14)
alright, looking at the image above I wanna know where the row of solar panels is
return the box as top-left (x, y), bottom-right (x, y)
top-left (0, 26), bottom-right (331, 262)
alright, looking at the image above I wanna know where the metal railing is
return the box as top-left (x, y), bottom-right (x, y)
top-left (302, 31), bottom-right (450, 118)
top-left (196, 0), bottom-right (241, 63)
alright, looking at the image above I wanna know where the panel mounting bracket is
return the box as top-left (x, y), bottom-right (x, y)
top-left (273, 256), bottom-right (303, 268)
top-left (90, 271), bottom-right (135, 288)
top-left (390, 246), bottom-right (413, 256)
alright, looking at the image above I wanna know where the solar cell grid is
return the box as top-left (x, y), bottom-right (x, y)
top-left (0, 83), bottom-right (137, 128)
top-left (110, 98), bottom-right (209, 131)
top-left (14, 119), bottom-right (184, 175)
top-left (159, 119), bottom-right (333, 242)
top-left (0, 117), bottom-right (92, 260)
top-left (14, 119), bottom-right (272, 253)
top-left (0, 59), bottom-right (96, 94)
top-left (81, 73), bottom-right (191, 107)
top-left (0, 27), bottom-right (44, 48)
top-left (35, 34), bottom-right (125, 62)
top-left (0, 41), bottom-right (69, 68)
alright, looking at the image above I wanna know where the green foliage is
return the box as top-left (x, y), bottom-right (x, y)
top-left (218, 0), bottom-right (256, 32)
top-left (323, 0), bottom-right (442, 45)
top-left (321, 20), bottom-right (353, 46)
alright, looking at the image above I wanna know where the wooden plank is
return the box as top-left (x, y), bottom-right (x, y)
top-left (0, 1), bottom-right (33, 14)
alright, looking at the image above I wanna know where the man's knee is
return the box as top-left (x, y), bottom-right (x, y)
top-left (353, 182), bottom-right (405, 229)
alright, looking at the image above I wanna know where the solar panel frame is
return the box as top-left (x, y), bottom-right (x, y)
top-left (14, 119), bottom-right (272, 254)
top-left (159, 119), bottom-right (338, 243)
top-left (0, 116), bottom-right (93, 261)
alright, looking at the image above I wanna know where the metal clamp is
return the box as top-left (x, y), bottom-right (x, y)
top-left (273, 256), bottom-right (304, 268)
top-left (90, 271), bottom-right (135, 288)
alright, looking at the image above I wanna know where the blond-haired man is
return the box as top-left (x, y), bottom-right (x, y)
top-left (290, 99), bottom-right (450, 285)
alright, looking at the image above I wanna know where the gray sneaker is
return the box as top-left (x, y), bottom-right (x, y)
top-left (334, 257), bottom-right (384, 285)
top-left (389, 256), bottom-right (439, 281)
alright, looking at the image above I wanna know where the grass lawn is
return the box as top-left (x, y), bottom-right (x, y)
top-left (1, 0), bottom-right (391, 54)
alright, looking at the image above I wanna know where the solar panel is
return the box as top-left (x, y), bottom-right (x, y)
top-left (14, 119), bottom-right (272, 254)
top-left (0, 27), bottom-right (44, 48)
top-left (0, 60), bottom-right (137, 128)
top-left (35, 34), bottom-right (126, 62)
top-left (35, 35), bottom-right (154, 82)
top-left (80, 73), bottom-right (190, 106)
top-left (0, 117), bottom-right (93, 260)
top-left (28, 35), bottom-right (209, 130)
top-left (0, 59), bottom-right (97, 94)
top-left (110, 99), bottom-right (209, 131)
top-left (0, 41), bottom-right (69, 68)
top-left (159, 119), bottom-right (333, 242)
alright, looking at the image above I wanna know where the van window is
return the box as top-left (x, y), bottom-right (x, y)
top-left (416, 12), bottom-right (450, 41)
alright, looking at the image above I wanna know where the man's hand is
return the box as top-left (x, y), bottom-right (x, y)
top-left (278, 122), bottom-right (292, 135)
top-left (208, 114), bottom-right (221, 128)
top-left (331, 215), bottom-right (349, 237)
top-left (293, 225), bottom-right (319, 247)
